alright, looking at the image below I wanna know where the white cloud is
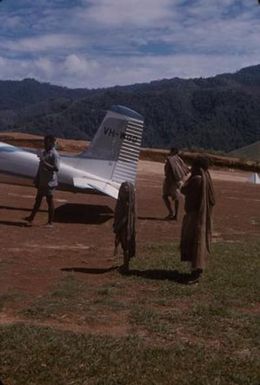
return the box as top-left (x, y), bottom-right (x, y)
top-left (0, 52), bottom-right (259, 89)
top-left (34, 58), bottom-right (56, 78)
top-left (0, 0), bottom-right (259, 88)
top-left (89, 53), bottom-right (260, 88)
top-left (78, 0), bottom-right (175, 27)
top-left (63, 54), bottom-right (99, 77)
top-left (0, 34), bottom-right (85, 53)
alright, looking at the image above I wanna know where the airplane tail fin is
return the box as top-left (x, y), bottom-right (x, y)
top-left (78, 105), bottom-right (144, 186)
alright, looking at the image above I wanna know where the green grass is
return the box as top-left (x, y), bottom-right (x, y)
top-left (21, 274), bottom-right (91, 320)
top-left (1, 240), bottom-right (260, 385)
top-left (131, 241), bottom-right (260, 306)
top-left (22, 275), bottom-right (127, 323)
top-left (0, 323), bottom-right (259, 385)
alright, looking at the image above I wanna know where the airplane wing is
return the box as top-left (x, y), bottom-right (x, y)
top-left (73, 177), bottom-right (119, 199)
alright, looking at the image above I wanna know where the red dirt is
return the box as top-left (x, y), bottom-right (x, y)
top-left (0, 159), bottom-right (259, 334)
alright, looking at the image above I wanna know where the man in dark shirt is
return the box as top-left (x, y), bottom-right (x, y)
top-left (25, 135), bottom-right (60, 226)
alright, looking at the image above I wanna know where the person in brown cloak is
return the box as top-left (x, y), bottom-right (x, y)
top-left (180, 156), bottom-right (215, 283)
top-left (162, 148), bottom-right (189, 220)
top-left (113, 181), bottom-right (136, 272)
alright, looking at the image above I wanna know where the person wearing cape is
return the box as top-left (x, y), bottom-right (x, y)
top-left (113, 182), bottom-right (136, 272)
top-left (180, 156), bottom-right (216, 283)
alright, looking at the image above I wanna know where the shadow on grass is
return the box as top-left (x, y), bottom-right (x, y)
top-left (54, 204), bottom-right (113, 224)
top-left (61, 266), bottom-right (119, 274)
top-left (62, 265), bottom-right (191, 284)
top-left (125, 269), bottom-right (191, 284)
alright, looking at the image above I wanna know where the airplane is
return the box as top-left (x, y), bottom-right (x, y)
top-left (0, 105), bottom-right (144, 199)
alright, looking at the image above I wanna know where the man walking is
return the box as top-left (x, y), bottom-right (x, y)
top-left (162, 148), bottom-right (189, 220)
top-left (25, 135), bottom-right (60, 226)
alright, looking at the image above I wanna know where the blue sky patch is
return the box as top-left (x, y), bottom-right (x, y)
top-left (0, 0), bottom-right (259, 88)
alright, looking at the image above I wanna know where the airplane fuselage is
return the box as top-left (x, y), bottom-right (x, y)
top-left (0, 142), bottom-right (111, 194)
top-left (0, 105), bottom-right (144, 199)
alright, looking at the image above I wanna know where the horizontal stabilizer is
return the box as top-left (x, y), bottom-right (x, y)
top-left (73, 177), bottom-right (93, 190)
top-left (73, 177), bottom-right (119, 199)
top-left (88, 181), bottom-right (119, 199)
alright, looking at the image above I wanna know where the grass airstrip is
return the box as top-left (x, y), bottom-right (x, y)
top-left (1, 240), bottom-right (259, 385)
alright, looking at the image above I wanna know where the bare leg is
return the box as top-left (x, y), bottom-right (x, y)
top-left (25, 191), bottom-right (43, 222)
top-left (163, 194), bottom-right (173, 217)
top-left (46, 195), bottom-right (55, 225)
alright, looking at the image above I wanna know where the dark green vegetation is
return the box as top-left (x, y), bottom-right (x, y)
top-left (0, 65), bottom-right (260, 151)
top-left (1, 241), bottom-right (259, 385)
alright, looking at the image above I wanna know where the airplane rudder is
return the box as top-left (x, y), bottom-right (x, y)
top-left (111, 107), bottom-right (144, 184)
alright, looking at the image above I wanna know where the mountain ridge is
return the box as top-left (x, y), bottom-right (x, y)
top-left (0, 64), bottom-right (259, 152)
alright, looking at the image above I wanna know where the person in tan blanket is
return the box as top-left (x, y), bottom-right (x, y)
top-left (180, 156), bottom-right (216, 283)
top-left (113, 182), bottom-right (136, 273)
top-left (162, 148), bottom-right (189, 220)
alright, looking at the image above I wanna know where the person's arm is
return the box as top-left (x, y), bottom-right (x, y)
top-left (41, 151), bottom-right (60, 172)
top-left (52, 151), bottom-right (60, 172)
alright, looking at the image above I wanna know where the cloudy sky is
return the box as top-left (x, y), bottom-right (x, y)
top-left (0, 0), bottom-right (259, 89)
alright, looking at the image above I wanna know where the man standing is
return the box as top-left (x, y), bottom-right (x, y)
top-left (162, 148), bottom-right (189, 220)
top-left (180, 157), bottom-right (216, 283)
top-left (25, 135), bottom-right (60, 226)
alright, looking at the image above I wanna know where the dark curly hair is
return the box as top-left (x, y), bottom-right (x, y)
top-left (44, 135), bottom-right (56, 144)
top-left (192, 156), bottom-right (210, 171)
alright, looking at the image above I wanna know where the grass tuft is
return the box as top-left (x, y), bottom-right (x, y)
top-left (1, 240), bottom-right (259, 385)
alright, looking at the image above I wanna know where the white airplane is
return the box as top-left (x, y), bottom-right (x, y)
top-left (0, 105), bottom-right (144, 199)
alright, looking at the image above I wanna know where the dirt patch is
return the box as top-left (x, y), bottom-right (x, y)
top-left (0, 160), bottom-right (259, 335)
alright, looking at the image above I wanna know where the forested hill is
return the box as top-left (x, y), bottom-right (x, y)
top-left (0, 64), bottom-right (260, 152)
